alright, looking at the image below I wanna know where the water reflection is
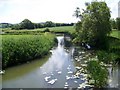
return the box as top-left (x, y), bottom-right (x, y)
top-left (108, 65), bottom-right (119, 88)
top-left (2, 36), bottom-right (79, 88)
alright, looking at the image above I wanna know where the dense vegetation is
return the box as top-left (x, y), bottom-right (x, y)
top-left (73, 1), bottom-right (111, 50)
top-left (73, 1), bottom-right (120, 88)
top-left (87, 60), bottom-right (108, 87)
top-left (2, 33), bottom-right (56, 69)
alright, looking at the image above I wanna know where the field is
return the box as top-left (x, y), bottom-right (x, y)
top-left (2, 33), bottom-right (56, 68)
top-left (2, 26), bottom-right (75, 35)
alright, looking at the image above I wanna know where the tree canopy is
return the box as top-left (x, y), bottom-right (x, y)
top-left (74, 1), bottom-right (111, 50)
top-left (20, 19), bottom-right (35, 29)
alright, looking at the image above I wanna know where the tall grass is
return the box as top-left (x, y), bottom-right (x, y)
top-left (2, 33), bottom-right (56, 68)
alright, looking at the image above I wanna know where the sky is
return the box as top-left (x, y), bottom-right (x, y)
top-left (0, 0), bottom-right (120, 24)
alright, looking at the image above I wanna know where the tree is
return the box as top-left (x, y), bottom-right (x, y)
top-left (11, 24), bottom-right (21, 30)
top-left (73, 7), bottom-right (82, 19)
top-left (116, 17), bottom-right (120, 30)
top-left (74, 1), bottom-right (111, 49)
top-left (110, 18), bottom-right (117, 29)
top-left (20, 19), bottom-right (35, 29)
top-left (34, 23), bottom-right (44, 28)
top-left (44, 21), bottom-right (55, 27)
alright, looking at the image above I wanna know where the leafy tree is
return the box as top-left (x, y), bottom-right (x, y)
top-left (20, 19), bottom-right (35, 29)
top-left (44, 21), bottom-right (55, 27)
top-left (11, 24), bottom-right (21, 30)
top-left (34, 23), bottom-right (44, 28)
top-left (110, 18), bottom-right (117, 29)
top-left (73, 7), bottom-right (82, 19)
top-left (74, 1), bottom-right (111, 49)
top-left (116, 17), bottom-right (120, 30)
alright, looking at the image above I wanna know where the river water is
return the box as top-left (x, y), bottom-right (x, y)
top-left (0, 36), bottom-right (120, 89)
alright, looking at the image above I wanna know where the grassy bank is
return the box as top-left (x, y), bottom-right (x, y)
top-left (2, 33), bottom-right (56, 69)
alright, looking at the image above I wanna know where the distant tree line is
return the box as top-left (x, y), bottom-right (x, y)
top-left (11, 19), bottom-right (74, 30)
top-left (110, 17), bottom-right (120, 30)
top-left (0, 23), bottom-right (12, 28)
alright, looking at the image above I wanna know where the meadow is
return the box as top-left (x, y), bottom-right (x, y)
top-left (2, 26), bottom-right (75, 35)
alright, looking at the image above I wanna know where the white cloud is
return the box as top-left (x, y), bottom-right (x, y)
top-left (0, 0), bottom-right (119, 23)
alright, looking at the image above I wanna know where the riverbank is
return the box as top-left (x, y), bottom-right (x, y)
top-left (2, 33), bottom-right (57, 69)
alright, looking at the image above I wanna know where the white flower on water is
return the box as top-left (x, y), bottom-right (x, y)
top-left (44, 76), bottom-right (51, 82)
top-left (66, 76), bottom-right (71, 80)
top-left (47, 79), bottom-right (57, 85)
top-left (74, 81), bottom-right (78, 83)
top-left (43, 72), bottom-right (47, 75)
top-left (64, 82), bottom-right (69, 87)
top-left (64, 86), bottom-right (68, 89)
top-left (67, 67), bottom-right (71, 70)
top-left (58, 71), bottom-right (62, 74)
top-left (65, 82), bottom-right (68, 85)
top-left (67, 71), bottom-right (73, 74)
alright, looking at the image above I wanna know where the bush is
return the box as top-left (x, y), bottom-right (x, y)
top-left (44, 28), bottom-right (50, 32)
top-left (96, 50), bottom-right (117, 64)
top-left (2, 33), bottom-right (56, 69)
top-left (87, 60), bottom-right (108, 88)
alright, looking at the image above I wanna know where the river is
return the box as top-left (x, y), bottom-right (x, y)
top-left (0, 36), bottom-right (120, 89)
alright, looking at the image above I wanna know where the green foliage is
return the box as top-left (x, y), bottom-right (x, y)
top-left (97, 50), bottom-right (117, 64)
top-left (87, 60), bottom-right (108, 87)
top-left (74, 1), bottom-right (111, 50)
top-left (75, 21), bottom-right (82, 32)
top-left (110, 19), bottom-right (117, 29)
top-left (116, 17), bottom-right (120, 30)
top-left (2, 33), bottom-right (56, 69)
top-left (11, 24), bottom-right (21, 30)
top-left (44, 28), bottom-right (50, 32)
top-left (108, 37), bottom-right (120, 62)
top-left (11, 19), bottom-right (35, 30)
top-left (44, 21), bottom-right (56, 27)
top-left (34, 23), bottom-right (44, 28)
top-left (97, 36), bottom-right (120, 64)
top-left (3, 30), bottom-right (44, 35)
top-left (73, 7), bottom-right (82, 19)
top-left (20, 19), bottom-right (35, 29)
